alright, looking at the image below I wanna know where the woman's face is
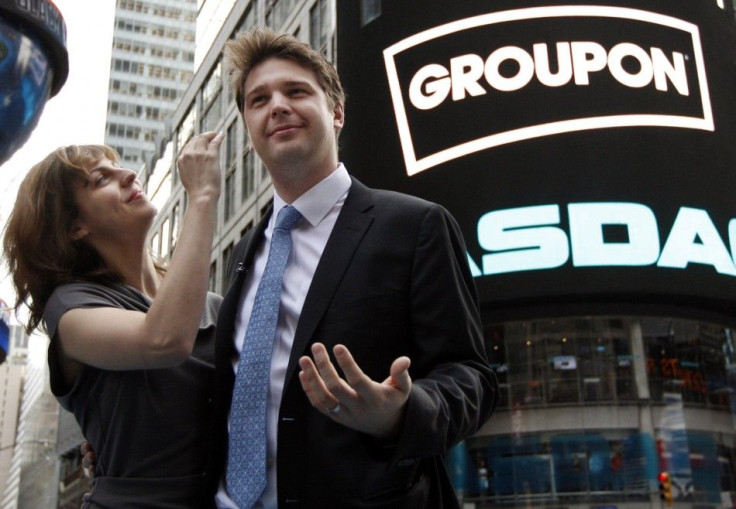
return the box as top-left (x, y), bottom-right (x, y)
top-left (69, 157), bottom-right (156, 245)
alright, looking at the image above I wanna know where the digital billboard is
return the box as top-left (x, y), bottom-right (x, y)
top-left (337, 1), bottom-right (736, 325)
top-left (0, 300), bottom-right (9, 364)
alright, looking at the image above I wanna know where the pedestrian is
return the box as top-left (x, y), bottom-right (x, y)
top-left (2, 132), bottom-right (224, 507)
top-left (208, 27), bottom-right (498, 508)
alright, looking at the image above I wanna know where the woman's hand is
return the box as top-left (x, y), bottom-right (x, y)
top-left (176, 131), bottom-right (224, 203)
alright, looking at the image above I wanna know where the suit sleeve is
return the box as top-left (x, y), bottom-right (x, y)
top-left (389, 204), bottom-right (498, 463)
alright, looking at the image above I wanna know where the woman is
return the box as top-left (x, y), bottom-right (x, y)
top-left (2, 131), bottom-right (224, 507)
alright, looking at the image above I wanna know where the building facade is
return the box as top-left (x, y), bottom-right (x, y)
top-left (14, 363), bottom-right (58, 509)
top-left (104, 0), bottom-right (197, 167)
top-left (0, 321), bottom-right (26, 509)
top-left (0, 331), bottom-right (57, 509)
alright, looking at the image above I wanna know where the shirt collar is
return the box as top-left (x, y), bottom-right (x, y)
top-left (272, 163), bottom-right (351, 228)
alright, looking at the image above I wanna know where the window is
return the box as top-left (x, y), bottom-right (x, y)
top-left (224, 121), bottom-right (239, 223)
top-left (201, 62), bottom-right (223, 132)
top-left (236, 4), bottom-right (257, 34)
top-left (261, 154), bottom-right (269, 181)
top-left (209, 261), bottom-right (217, 293)
top-left (170, 203), bottom-right (180, 251)
top-left (242, 147), bottom-right (255, 201)
top-left (201, 92), bottom-right (222, 132)
top-left (222, 243), bottom-right (234, 290)
top-left (488, 317), bottom-right (640, 408)
top-left (224, 169), bottom-right (236, 222)
top-left (177, 106), bottom-right (195, 151)
top-left (643, 319), bottom-right (727, 406)
top-left (360, 0), bottom-right (381, 26)
top-left (160, 218), bottom-right (171, 258)
top-left (266, 0), bottom-right (299, 29)
top-left (225, 121), bottom-right (238, 169)
top-left (310, 0), bottom-right (329, 52)
top-left (260, 202), bottom-right (271, 220)
top-left (151, 232), bottom-right (160, 258)
top-left (241, 220), bottom-right (253, 239)
top-left (203, 61), bottom-right (222, 106)
top-left (145, 106), bottom-right (161, 120)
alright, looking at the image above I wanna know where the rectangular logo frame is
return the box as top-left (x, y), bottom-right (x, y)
top-left (383, 5), bottom-right (714, 176)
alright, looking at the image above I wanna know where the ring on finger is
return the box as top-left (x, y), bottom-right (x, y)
top-left (327, 403), bottom-right (341, 414)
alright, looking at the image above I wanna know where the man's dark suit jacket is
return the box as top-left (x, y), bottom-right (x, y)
top-left (207, 177), bottom-right (497, 508)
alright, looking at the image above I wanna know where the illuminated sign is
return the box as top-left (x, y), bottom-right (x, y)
top-left (0, 300), bottom-right (9, 359)
top-left (337, 1), bottom-right (736, 325)
top-left (553, 355), bottom-right (577, 370)
top-left (407, 42), bottom-right (690, 108)
top-left (384, 6), bottom-right (714, 176)
top-left (471, 202), bottom-right (736, 277)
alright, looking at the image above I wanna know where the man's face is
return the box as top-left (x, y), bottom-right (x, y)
top-left (241, 57), bottom-right (344, 179)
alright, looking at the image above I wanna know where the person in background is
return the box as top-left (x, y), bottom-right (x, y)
top-left (2, 131), bottom-right (224, 508)
top-left (208, 27), bottom-right (498, 509)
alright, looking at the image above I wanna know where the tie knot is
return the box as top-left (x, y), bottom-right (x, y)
top-left (274, 205), bottom-right (302, 231)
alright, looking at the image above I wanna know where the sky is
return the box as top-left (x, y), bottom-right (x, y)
top-left (0, 0), bottom-right (116, 333)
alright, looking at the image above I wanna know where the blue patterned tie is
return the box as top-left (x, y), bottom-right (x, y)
top-left (227, 205), bottom-right (302, 508)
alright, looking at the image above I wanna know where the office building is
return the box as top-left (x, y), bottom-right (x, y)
top-left (0, 320), bottom-right (25, 508)
top-left (104, 0), bottom-right (197, 168)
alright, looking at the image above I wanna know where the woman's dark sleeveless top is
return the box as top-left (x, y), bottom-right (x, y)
top-left (44, 282), bottom-right (221, 508)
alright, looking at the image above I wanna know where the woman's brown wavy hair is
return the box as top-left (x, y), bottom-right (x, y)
top-left (2, 145), bottom-right (162, 334)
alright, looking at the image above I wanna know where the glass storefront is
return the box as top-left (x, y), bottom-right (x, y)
top-left (449, 317), bottom-right (736, 508)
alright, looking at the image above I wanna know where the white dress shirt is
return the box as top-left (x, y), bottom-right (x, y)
top-left (216, 164), bottom-right (352, 508)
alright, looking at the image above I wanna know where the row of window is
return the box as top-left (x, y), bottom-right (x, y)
top-left (116, 19), bottom-right (194, 41)
top-left (153, 7), bottom-right (189, 20)
top-left (111, 144), bottom-right (153, 164)
top-left (487, 317), bottom-right (735, 410)
top-left (116, 20), bottom-right (148, 34)
top-left (108, 126), bottom-right (158, 147)
top-left (107, 123), bottom-right (141, 140)
top-left (116, 146), bottom-right (145, 164)
top-left (111, 79), bottom-right (181, 100)
top-left (309, 0), bottom-right (330, 51)
top-left (108, 101), bottom-right (142, 119)
top-left (112, 58), bottom-right (192, 83)
top-left (453, 429), bottom-right (734, 505)
top-left (266, 0), bottom-right (301, 30)
top-left (150, 66), bottom-right (192, 82)
top-left (149, 25), bottom-right (192, 41)
top-left (108, 101), bottom-right (167, 121)
top-left (260, 0), bottom-right (331, 54)
top-left (151, 46), bottom-right (194, 63)
top-left (112, 58), bottom-right (144, 75)
top-left (118, 0), bottom-right (192, 17)
top-left (118, 0), bottom-right (149, 13)
top-left (114, 39), bottom-right (147, 55)
top-left (114, 38), bottom-right (194, 63)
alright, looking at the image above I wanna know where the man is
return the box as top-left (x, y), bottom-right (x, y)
top-left (208, 27), bottom-right (497, 508)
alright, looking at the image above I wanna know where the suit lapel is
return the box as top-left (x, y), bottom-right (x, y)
top-left (284, 178), bottom-right (374, 385)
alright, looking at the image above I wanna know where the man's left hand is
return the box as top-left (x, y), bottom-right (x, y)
top-left (298, 343), bottom-right (411, 440)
